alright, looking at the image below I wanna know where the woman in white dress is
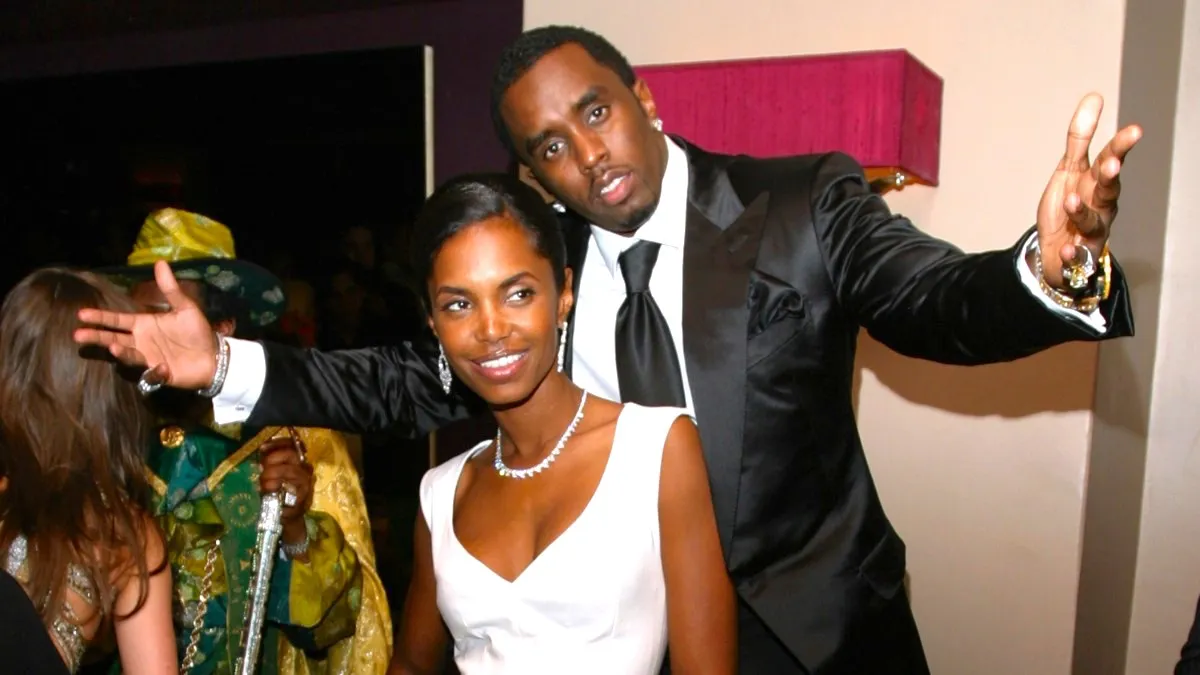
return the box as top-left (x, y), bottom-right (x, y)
top-left (389, 174), bottom-right (736, 674)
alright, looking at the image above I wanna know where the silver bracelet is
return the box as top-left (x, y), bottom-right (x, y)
top-left (279, 535), bottom-right (310, 561)
top-left (196, 333), bottom-right (230, 398)
top-left (279, 516), bottom-right (315, 560)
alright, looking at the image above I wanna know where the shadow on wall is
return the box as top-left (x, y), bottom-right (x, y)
top-left (850, 254), bottom-right (1158, 431)
top-left (853, 337), bottom-right (1097, 418)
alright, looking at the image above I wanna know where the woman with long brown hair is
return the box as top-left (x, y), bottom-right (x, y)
top-left (0, 268), bottom-right (176, 674)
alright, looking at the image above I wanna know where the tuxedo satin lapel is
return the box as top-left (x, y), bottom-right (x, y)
top-left (559, 213), bottom-right (590, 378)
top-left (683, 189), bottom-right (770, 557)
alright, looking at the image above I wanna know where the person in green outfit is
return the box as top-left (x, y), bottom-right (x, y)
top-left (104, 208), bottom-right (392, 675)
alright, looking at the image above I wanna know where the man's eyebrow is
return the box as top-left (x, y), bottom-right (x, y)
top-left (571, 87), bottom-right (602, 114)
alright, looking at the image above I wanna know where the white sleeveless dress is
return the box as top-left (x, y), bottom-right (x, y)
top-left (419, 403), bottom-right (685, 675)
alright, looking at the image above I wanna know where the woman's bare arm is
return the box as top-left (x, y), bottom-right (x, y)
top-left (388, 516), bottom-right (448, 675)
top-left (659, 416), bottom-right (737, 673)
top-left (113, 516), bottom-right (177, 675)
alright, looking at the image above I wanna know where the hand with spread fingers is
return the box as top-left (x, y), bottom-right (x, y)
top-left (1035, 93), bottom-right (1142, 301)
top-left (74, 260), bottom-right (219, 390)
top-left (258, 434), bottom-right (315, 550)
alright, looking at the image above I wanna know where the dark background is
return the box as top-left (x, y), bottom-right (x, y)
top-left (0, 4), bottom-right (522, 669)
top-left (0, 0), bottom-right (520, 184)
top-left (0, 45), bottom-right (428, 286)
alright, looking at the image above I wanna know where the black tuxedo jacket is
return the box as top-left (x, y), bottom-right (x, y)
top-left (251, 139), bottom-right (1134, 673)
top-left (0, 570), bottom-right (70, 674)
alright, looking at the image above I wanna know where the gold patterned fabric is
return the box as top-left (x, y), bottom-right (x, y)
top-left (125, 209), bottom-right (238, 267)
top-left (276, 427), bottom-right (393, 675)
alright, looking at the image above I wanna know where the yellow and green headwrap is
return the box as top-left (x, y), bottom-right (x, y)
top-left (101, 208), bottom-right (286, 327)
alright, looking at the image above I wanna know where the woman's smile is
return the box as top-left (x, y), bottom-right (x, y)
top-left (469, 349), bottom-right (530, 383)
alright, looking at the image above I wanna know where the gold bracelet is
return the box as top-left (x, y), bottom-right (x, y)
top-left (1038, 274), bottom-right (1101, 313)
top-left (1098, 244), bottom-right (1112, 301)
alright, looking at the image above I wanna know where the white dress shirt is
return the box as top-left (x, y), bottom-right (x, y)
top-left (212, 138), bottom-right (1103, 424)
top-left (570, 138), bottom-right (694, 413)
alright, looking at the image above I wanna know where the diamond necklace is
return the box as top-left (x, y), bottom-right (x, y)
top-left (494, 390), bottom-right (589, 479)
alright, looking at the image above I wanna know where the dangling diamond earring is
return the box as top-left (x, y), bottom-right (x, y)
top-left (652, 118), bottom-right (663, 132)
top-left (557, 321), bottom-right (568, 373)
top-left (551, 201), bottom-right (566, 213)
top-left (437, 343), bottom-right (452, 394)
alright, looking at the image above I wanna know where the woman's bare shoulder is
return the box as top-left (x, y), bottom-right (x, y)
top-left (589, 392), bottom-right (625, 420)
top-left (573, 394), bottom-right (623, 441)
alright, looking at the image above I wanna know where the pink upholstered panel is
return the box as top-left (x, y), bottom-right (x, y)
top-left (635, 49), bottom-right (943, 185)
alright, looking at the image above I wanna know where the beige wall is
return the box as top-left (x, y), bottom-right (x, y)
top-left (1122, 0), bottom-right (1200, 670)
top-left (1072, 0), bottom-right (1191, 671)
top-left (522, 1), bottom-right (1127, 673)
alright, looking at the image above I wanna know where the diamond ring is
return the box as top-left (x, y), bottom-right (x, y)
top-left (137, 367), bottom-right (165, 397)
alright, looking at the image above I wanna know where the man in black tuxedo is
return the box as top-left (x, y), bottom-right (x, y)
top-left (76, 26), bottom-right (1141, 674)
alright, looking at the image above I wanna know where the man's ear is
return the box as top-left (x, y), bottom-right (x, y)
top-left (215, 318), bottom-right (236, 338)
top-left (517, 163), bottom-right (556, 204)
top-left (632, 79), bottom-right (658, 122)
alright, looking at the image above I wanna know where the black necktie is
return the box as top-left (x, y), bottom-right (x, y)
top-left (614, 240), bottom-right (687, 407)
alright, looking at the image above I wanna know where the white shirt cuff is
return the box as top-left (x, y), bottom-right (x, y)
top-left (1016, 232), bottom-right (1107, 333)
top-left (211, 338), bottom-right (267, 425)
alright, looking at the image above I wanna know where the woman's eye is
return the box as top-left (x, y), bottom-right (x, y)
top-left (589, 106), bottom-right (609, 123)
top-left (543, 141), bottom-right (563, 160)
top-left (442, 299), bottom-right (468, 312)
top-left (509, 288), bottom-right (534, 302)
